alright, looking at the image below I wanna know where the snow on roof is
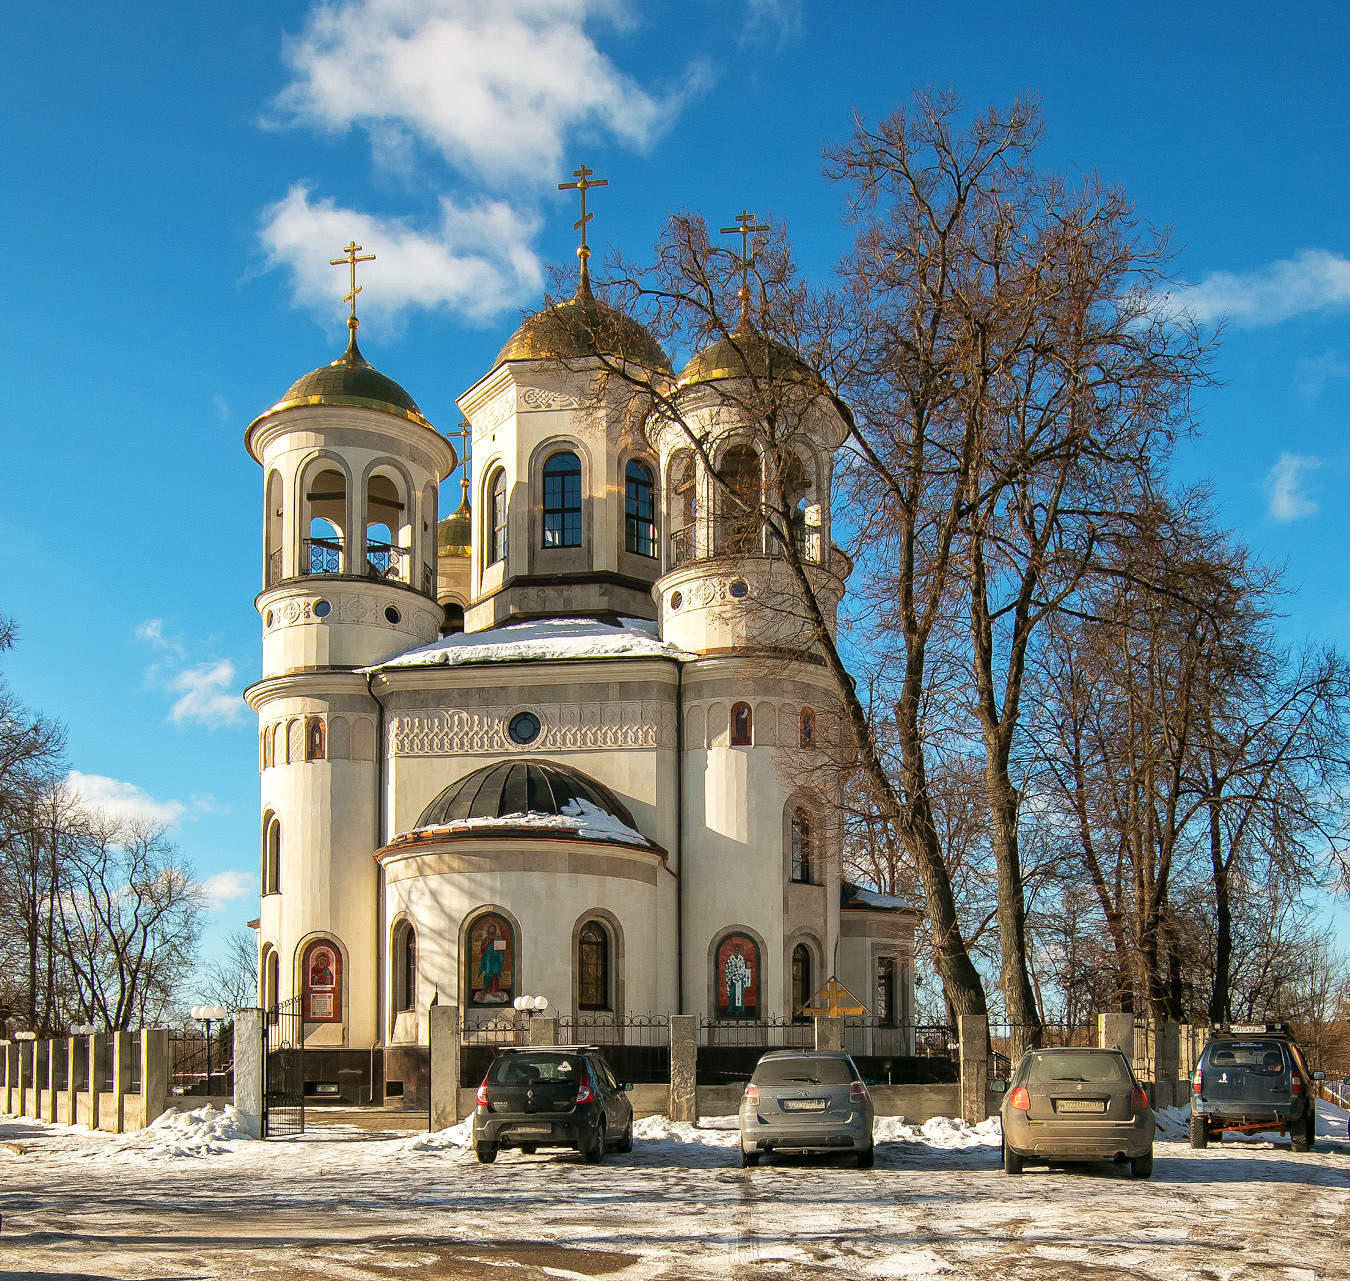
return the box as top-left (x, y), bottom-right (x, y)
top-left (392, 797), bottom-right (654, 850)
top-left (840, 881), bottom-right (915, 912)
top-left (372, 616), bottom-right (691, 672)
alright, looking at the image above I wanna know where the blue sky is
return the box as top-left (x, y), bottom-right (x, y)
top-left (2, 0), bottom-right (1348, 984)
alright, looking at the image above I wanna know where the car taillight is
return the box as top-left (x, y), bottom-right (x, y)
top-left (849, 1081), bottom-right (868, 1104)
top-left (575, 1073), bottom-right (594, 1105)
top-left (1008, 1087), bottom-right (1030, 1112)
top-left (1291, 1073), bottom-right (1303, 1094)
top-left (1130, 1087), bottom-right (1149, 1112)
top-left (744, 1083), bottom-right (760, 1102)
top-left (1192, 1068), bottom-right (1202, 1093)
top-left (476, 1076), bottom-right (490, 1107)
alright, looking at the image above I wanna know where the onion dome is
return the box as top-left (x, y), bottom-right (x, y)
top-left (264, 329), bottom-right (428, 426)
top-left (437, 492), bottom-right (471, 558)
top-left (414, 758), bottom-right (639, 831)
top-left (495, 277), bottom-right (670, 373)
top-left (677, 321), bottom-right (814, 389)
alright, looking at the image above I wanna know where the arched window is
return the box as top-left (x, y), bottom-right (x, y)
top-left (301, 939), bottom-right (341, 1022)
top-left (441, 602), bottom-right (465, 636)
top-left (542, 452), bottom-right (582, 548)
top-left (731, 702), bottom-right (752, 746)
top-left (262, 945), bottom-right (279, 1015)
top-left (792, 944), bottom-right (812, 1021)
top-left (392, 920), bottom-right (417, 1014)
top-left (466, 911), bottom-right (515, 1007)
top-left (265, 470), bottom-right (284, 586)
top-left (577, 920), bottom-right (611, 1010)
top-left (624, 460), bottom-right (656, 557)
top-left (790, 809), bottom-right (812, 883)
top-left (716, 444), bottom-right (760, 554)
top-left (668, 449), bottom-right (697, 565)
top-left (366, 474), bottom-right (405, 579)
top-left (799, 707), bottom-right (815, 747)
top-left (305, 468), bottom-right (346, 573)
top-left (487, 468), bottom-right (508, 566)
top-left (262, 813), bottom-right (281, 895)
top-left (305, 716), bottom-right (326, 762)
top-left (715, 932), bottom-right (760, 1020)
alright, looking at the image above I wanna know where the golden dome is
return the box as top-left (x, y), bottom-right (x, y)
top-left (437, 494), bottom-right (471, 557)
top-left (263, 332), bottom-right (428, 426)
top-left (495, 280), bottom-right (670, 372)
top-left (677, 324), bottom-right (814, 389)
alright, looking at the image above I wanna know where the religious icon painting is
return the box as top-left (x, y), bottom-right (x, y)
top-left (468, 912), bottom-right (514, 1006)
top-left (302, 940), bottom-right (341, 1022)
top-left (716, 932), bottom-right (760, 1019)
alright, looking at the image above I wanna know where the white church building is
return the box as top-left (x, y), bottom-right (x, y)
top-left (243, 222), bottom-right (916, 1102)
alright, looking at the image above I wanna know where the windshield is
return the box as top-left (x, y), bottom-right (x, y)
top-left (753, 1056), bottom-right (856, 1086)
top-left (1025, 1052), bottom-right (1130, 1085)
top-left (488, 1054), bottom-right (582, 1085)
top-left (1206, 1041), bottom-right (1288, 1075)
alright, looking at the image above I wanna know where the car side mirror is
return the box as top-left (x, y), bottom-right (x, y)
top-left (989, 1077), bottom-right (1008, 1094)
top-left (1313, 1070), bottom-right (1326, 1082)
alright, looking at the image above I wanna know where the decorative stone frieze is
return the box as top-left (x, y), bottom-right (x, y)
top-left (390, 700), bottom-right (678, 756)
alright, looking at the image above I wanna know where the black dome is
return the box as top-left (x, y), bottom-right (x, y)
top-left (415, 758), bottom-right (638, 830)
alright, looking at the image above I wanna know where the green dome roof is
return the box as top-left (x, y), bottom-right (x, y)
top-left (677, 324), bottom-right (813, 389)
top-left (496, 281), bottom-right (670, 373)
top-left (272, 331), bottom-right (425, 422)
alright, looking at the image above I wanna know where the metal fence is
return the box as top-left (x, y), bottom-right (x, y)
top-left (169, 1028), bottom-right (234, 1097)
top-left (459, 1016), bottom-right (524, 1087)
top-left (988, 1022), bottom-right (1095, 1079)
top-left (558, 1014), bottom-right (671, 1084)
top-left (97, 1034), bottom-right (115, 1094)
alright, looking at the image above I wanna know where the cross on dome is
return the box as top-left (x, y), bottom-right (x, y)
top-left (330, 240), bottom-right (376, 340)
top-left (558, 163), bottom-right (608, 293)
top-left (720, 210), bottom-right (770, 331)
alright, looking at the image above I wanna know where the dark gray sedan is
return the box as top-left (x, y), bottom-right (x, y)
top-left (738, 1050), bottom-right (874, 1167)
top-left (997, 1046), bottom-right (1154, 1178)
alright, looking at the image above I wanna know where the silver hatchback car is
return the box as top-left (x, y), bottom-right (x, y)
top-left (738, 1050), bottom-right (875, 1167)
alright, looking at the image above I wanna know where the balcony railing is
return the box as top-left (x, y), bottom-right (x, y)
top-left (668, 521), bottom-right (826, 569)
top-left (267, 548), bottom-right (283, 587)
top-left (305, 536), bottom-right (342, 575)
top-left (669, 526), bottom-right (695, 568)
top-left (365, 541), bottom-right (409, 581)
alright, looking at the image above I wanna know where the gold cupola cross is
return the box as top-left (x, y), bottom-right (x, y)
top-left (559, 163), bottom-right (608, 290)
top-left (330, 240), bottom-right (376, 336)
top-left (720, 209), bottom-right (769, 330)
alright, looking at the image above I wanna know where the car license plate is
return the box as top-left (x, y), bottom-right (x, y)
top-left (782, 1099), bottom-right (827, 1111)
top-left (1055, 1099), bottom-right (1106, 1113)
top-left (512, 1125), bottom-right (551, 1137)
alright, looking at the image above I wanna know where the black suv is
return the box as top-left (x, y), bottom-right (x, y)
top-left (472, 1046), bottom-right (635, 1164)
top-left (1190, 1023), bottom-right (1325, 1151)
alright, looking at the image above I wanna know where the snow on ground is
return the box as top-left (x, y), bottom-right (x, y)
top-left (2, 1104), bottom-right (1349, 1280)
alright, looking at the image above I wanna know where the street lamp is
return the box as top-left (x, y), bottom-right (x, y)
top-left (512, 995), bottom-right (549, 1014)
top-left (70, 1024), bottom-right (96, 1037)
top-left (190, 1005), bottom-right (229, 1095)
top-left (12, 1031), bottom-right (36, 1042)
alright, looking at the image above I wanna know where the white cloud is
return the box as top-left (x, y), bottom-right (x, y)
top-left (259, 184), bottom-right (544, 325)
top-left (275, 0), bottom-right (686, 183)
top-left (66, 772), bottom-right (187, 828)
top-left (743, 0), bottom-right (803, 45)
top-left (201, 870), bottom-right (258, 910)
top-left (167, 660), bottom-right (246, 728)
top-left (1171, 249), bottom-right (1350, 327)
top-left (1294, 351), bottom-right (1350, 404)
top-left (1265, 452), bottom-right (1322, 523)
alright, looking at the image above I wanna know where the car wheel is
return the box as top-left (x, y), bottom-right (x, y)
top-left (856, 1142), bottom-right (875, 1169)
top-left (475, 1142), bottom-right (497, 1164)
top-left (1292, 1113), bottom-right (1314, 1152)
top-left (1002, 1140), bottom-right (1023, 1175)
top-left (1130, 1148), bottom-right (1154, 1179)
top-left (615, 1118), bottom-right (634, 1154)
top-left (740, 1145), bottom-right (759, 1168)
top-left (519, 1144), bottom-right (537, 1155)
top-left (1189, 1114), bottom-right (1209, 1149)
top-left (582, 1119), bottom-right (606, 1164)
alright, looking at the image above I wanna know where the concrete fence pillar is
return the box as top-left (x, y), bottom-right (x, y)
top-left (45, 1039), bottom-right (58, 1122)
top-left (529, 1015), bottom-right (558, 1047)
top-left (668, 1014), bottom-right (697, 1123)
top-left (814, 1017), bottom-right (844, 1053)
top-left (232, 1009), bottom-right (264, 1139)
top-left (1098, 1012), bottom-right (1135, 1060)
top-left (112, 1031), bottom-right (134, 1133)
top-left (142, 1029), bottom-right (169, 1127)
top-left (957, 1014), bottom-right (989, 1125)
top-left (1157, 1020), bottom-right (1181, 1110)
top-left (428, 1004), bottom-right (461, 1132)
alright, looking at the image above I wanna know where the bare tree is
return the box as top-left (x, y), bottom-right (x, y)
top-left (201, 928), bottom-right (259, 1012)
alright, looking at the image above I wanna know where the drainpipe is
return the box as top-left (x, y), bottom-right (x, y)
top-left (675, 659), bottom-right (685, 1014)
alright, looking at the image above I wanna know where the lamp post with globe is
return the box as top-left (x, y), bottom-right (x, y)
top-left (190, 1005), bottom-right (229, 1095)
top-left (512, 995), bottom-right (549, 1043)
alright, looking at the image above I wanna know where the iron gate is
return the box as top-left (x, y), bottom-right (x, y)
top-left (262, 996), bottom-right (305, 1137)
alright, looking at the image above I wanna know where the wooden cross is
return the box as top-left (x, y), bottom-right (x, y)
top-left (559, 164), bottom-right (608, 274)
top-left (330, 240), bottom-right (376, 328)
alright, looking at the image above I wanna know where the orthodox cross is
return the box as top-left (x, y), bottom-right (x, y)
top-left (720, 210), bottom-right (769, 328)
top-left (559, 164), bottom-right (608, 286)
top-left (453, 422), bottom-right (472, 502)
top-left (330, 240), bottom-right (375, 333)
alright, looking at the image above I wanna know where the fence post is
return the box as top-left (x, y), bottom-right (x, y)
top-left (19, 1040), bottom-right (33, 1117)
top-left (142, 1029), bottom-right (169, 1127)
top-left (1, 1040), bottom-right (11, 1113)
top-left (1157, 1021), bottom-right (1180, 1110)
top-left (814, 1016), bottom-right (844, 1053)
top-left (112, 1031), bottom-right (134, 1133)
top-left (1098, 1011), bottom-right (1134, 1060)
top-left (428, 1004), bottom-right (460, 1131)
top-left (88, 1034), bottom-right (102, 1130)
top-left (65, 1037), bottom-right (78, 1125)
top-left (668, 1014), bottom-right (697, 1123)
top-left (529, 1015), bottom-right (558, 1047)
top-left (232, 1009), bottom-right (264, 1139)
top-left (958, 1014), bottom-right (989, 1125)
top-left (45, 1039), bottom-right (58, 1123)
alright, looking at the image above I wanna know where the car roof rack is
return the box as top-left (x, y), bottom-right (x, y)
top-left (495, 1044), bottom-right (600, 1053)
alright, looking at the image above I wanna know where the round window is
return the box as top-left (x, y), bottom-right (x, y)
top-left (670, 590), bottom-right (683, 610)
top-left (384, 605), bottom-right (401, 625)
top-left (729, 580), bottom-right (749, 599)
top-left (313, 599), bottom-right (332, 618)
top-left (508, 711), bottom-right (542, 745)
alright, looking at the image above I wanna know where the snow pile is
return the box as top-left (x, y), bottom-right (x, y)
top-left (400, 1119), bottom-right (472, 1153)
top-left (374, 617), bottom-right (691, 671)
top-left (104, 1105), bottom-right (252, 1159)
top-left (1153, 1104), bottom-right (1192, 1140)
top-left (405, 797), bottom-right (651, 848)
top-left (634, 1117), bottom-right (739, 1145)
top-left (875, 1115), bottom-right (1001, 1148)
